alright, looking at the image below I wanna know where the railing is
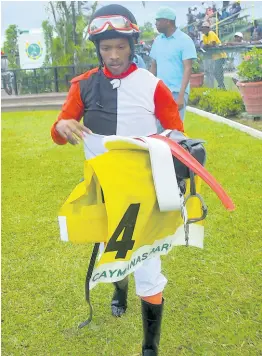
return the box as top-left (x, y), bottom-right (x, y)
top-left (1, 64), bottom-right (95, 95)
top-left (182, 5), bottom-right (252, 41)
top-left (196, 45), bottom-right (262, 91)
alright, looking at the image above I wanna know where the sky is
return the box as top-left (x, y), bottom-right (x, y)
top-left (1, 0), bottom-right (262, 46)
top-left (0, 1), bottom-right (199, 33)
top-left (0, 0), bottom-right (211, 45)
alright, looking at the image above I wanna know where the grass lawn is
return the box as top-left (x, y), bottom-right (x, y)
top-left (2, 111), bottom-right (262, 355)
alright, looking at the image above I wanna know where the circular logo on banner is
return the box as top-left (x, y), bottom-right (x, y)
top-left (25, 41), bottom-right (43, 60)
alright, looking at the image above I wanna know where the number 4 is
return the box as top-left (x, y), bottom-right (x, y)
top-left (105, 203), bottom-right (140, 259)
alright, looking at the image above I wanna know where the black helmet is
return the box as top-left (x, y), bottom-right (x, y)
top-left (88, 4), bottom-right (139, 43)
top-left (89, 5), bottom-right (140, 109)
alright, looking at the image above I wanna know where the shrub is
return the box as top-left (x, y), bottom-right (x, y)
top-left (198, 89), bottom-right (245, 117)
top-left (189, 87), bottom-right (210, 105)
top-left (192, 53), bottom-right (204, 74)
top-left (237, 47), bottom-right (262, 82)
top-left (189, 87), bottom-right (245, 117)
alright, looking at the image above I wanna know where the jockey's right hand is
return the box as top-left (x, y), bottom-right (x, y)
top-left (56, 119), bottom-right (92, 145)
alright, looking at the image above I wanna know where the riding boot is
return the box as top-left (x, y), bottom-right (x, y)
top-left (111, 276), bottom-right (129, 317)
top-left (141, 299), bottom-right (164, 356)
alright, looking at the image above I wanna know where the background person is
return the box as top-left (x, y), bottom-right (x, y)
top-left (149, 6), bottom-right (197, 126)
top-left (251, 20), bottom-right (262, 41)
top-left (224, 32), bottom-right (245, 45)
top-left (202, 22), bottom-right (227, 90)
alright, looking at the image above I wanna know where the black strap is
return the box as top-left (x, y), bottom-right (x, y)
top-left (78, 242), bottom-right (100, 329)
top-left (189, 169), bottom-right (196, 196)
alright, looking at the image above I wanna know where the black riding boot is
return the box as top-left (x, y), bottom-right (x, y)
top-left (142, 299), bottom-right (164, 356)
top-left (111, 276), bottom-right (129, 317)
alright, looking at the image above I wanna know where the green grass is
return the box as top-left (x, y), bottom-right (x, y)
top-left (2, 111), bottom-right (262, 355)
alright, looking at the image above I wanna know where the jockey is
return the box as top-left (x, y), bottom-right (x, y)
top-left (51, 4), bottom-right (184, 355)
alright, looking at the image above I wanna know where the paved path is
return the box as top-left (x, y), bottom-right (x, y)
top-left (1, 92), bottom-right (67, 112)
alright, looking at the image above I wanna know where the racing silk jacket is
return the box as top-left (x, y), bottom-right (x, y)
top-left (51, 63), bottom-right (184, 158)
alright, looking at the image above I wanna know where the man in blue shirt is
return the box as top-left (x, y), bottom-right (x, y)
top-left (150, 7), bottom-right (197, 125)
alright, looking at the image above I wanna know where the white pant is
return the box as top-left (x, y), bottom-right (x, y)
top-left (87, 139), bottom-right (167, 298)
top-left (134, 256), bottom-right (167, 297)
top-left (99, 243), bottom-right (167, 297)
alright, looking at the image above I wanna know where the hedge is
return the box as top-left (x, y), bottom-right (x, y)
top-left (188, 87), bottom-right (245, 117)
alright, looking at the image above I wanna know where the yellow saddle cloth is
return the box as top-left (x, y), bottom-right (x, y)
top-left (58, 136), bottom-right (204, 288)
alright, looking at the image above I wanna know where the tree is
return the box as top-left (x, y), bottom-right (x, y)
top-left (139, 22), bottom-right (157, 41)
top-left (143, 22), bottom-right (154, 33)
top-left (3, 25), bottom-right (19, 69)
top-left (42, 1), bottom-right (98, 67)
top-left (42, 20), bottom-right (53, 65)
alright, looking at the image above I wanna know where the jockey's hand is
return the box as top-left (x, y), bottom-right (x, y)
top-left (56, 119), bottom-right (92, 145)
